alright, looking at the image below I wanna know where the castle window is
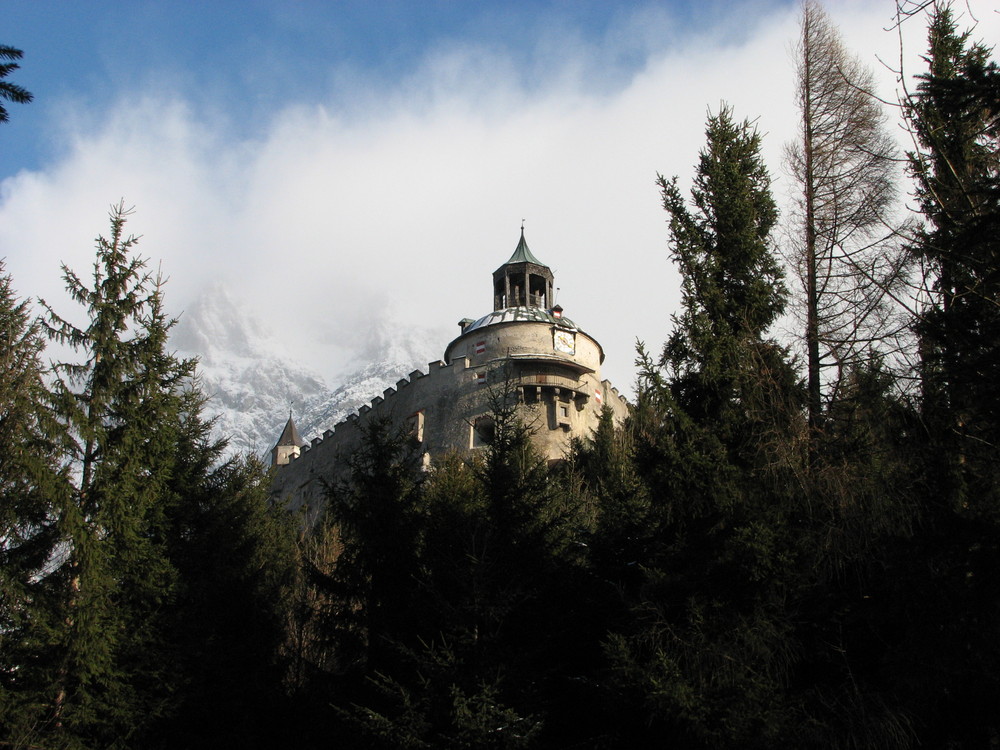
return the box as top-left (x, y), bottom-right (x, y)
top-left (408, 410), bottom-right (425, 443)
top-left (554, 398), bottom-right (572, 430)
top-left (471, 415), bottom-right (495, 448)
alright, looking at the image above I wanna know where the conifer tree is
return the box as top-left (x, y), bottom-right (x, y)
top-left (891, 7), bottom-right (1000, 744)
top-left (0, 262), bottom-right (68, 747)
top-left (319, 416), bottom-right (427, 680)
top-left (643, 105), bottom-right (798, 502)
top-left (307, 417), bottom-right (438, 746)
top-left (35, 203), bottom-right (200, 745)
top-left (325, 381), bottom-right (602, 747)
top-left (151, 450), bottom-right (300, 750)
top-left (610, 107), bottom-right (809, 748)
top-left (0, 45), bottom-right (32, 124)
top-left (621, 101), bottom-right (929, 749)
top-left (462, 383), bottom-right (594, 745)
top-left (1, 206), bottom-right (306, 748)
top-left (6, 202), bottom-right (304, 748)
top-left (906, 4), bottom-right (1000, 503)
top-left (571, 406), bottom-right (649, 582)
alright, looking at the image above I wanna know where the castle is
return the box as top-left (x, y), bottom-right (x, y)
top-left (269, 228), bottom-right (628, 515)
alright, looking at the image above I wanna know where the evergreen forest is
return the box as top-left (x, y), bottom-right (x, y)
top-left (2, 5), bottom-right (999, 748)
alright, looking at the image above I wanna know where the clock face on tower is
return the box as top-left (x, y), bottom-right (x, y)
top-left (553, 329), bottom-right (576, 355)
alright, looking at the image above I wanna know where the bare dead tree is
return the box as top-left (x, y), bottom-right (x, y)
top-left (785, 1), bottom-right (913, 446)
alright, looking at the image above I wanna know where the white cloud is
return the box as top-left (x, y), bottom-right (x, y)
top-left (1, 0), bottom-right (996, 395)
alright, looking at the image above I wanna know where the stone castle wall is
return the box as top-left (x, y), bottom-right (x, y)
top-left (270, 317), bottom-right (628, 519)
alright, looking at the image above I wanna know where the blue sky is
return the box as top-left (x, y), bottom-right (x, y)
top-left (4, 1), bottom-right (764, 177)
top-left (2, 1), bottom-right (995, 398)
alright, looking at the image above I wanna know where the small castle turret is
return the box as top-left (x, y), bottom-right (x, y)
top-left (271, 413), bottom-right (308, 466)
top-left (492, 227), bottom-right (554, 310)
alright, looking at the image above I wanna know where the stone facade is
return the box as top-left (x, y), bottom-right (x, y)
top-left (270, 229), bottom-right (628, 517)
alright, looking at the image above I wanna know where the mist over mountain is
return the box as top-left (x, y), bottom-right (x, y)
top-left (171, 283), bottom-right (444, 457)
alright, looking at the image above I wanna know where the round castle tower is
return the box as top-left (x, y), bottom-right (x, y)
top-left (442, 228), bottom-right (618, 456)
top-left (270, 229), bottom-right (627, 515)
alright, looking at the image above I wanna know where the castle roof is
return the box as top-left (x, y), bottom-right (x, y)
top-left (501, 227), bottom-right (546, 268)
top-left (462, 306), bottom-right (577, 335)
top-left (275, 415), bottom-right (308, 449)
top-left (443, 302), bottom-right (606, 368)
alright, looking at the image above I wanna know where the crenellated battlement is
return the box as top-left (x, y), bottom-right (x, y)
top-left (282, 354), bottom-right (479, 471)
top-left (602, 380), bottom-right (627, 406)
top-left (280, 356), bottom-right (628, 492)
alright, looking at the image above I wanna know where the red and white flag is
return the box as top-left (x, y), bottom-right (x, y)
top-left (476, 373), bottom-right (487, 386)
top-left (594, 389), bottom-right (603, 405)
top-left (475, 340), bottom-right (486, 355)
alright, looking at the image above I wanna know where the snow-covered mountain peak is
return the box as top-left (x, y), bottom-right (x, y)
top-left (171, 283), bottom-right (447, 458)
top-left (173, 283), bottom-right (259, 359)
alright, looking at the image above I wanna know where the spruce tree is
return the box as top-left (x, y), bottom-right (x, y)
top-left (0, 45), bottom-right (32, 124)
top-left (36, 204), bottom-right (199, 746)
top-left (893, 8), bottom-right (1000, 744)
top-left (320, 416), bottom-right (428, 680)
top-left (907, 5), bottom-right (1000, 507)
top-left (306, 417), bottom-right (436, 746)
top-left (571, 406), bottom-right (649, 585)
top-left (0, 261), bottom-right (68, 747)
top-left (610, 107), bottom-right (808, 748)
top-left (8, 202), bottom-right (304, 748)
top-left (641, 105), bottom-right (798, 526)
top-left (323, 382), bottom-right (602, 748)
top-left (462, 383), bottom-right (591, 746)
top-left (151, 450), bottom-right (300, 750)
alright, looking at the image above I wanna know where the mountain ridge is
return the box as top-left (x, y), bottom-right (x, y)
top-left (171, 283), bottom-right (444, 457)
